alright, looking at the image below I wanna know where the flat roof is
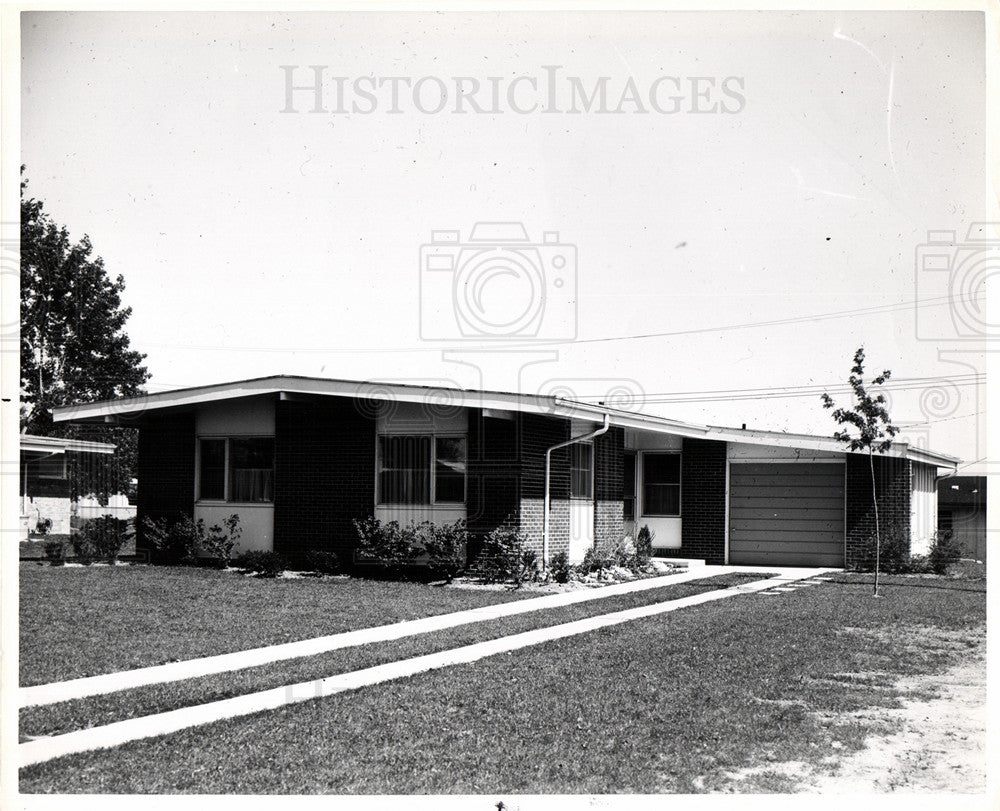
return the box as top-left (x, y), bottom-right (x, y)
top-left (51, 374), bottom-right (959, 469)
top-left (20, 434), bottom-right (116, 455)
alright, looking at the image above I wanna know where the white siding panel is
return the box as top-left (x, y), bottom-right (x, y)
top-left (910, 462), bottom-right (938, 556)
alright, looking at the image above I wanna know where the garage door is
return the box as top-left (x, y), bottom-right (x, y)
top-left (729, 462), bottom-right (845, 566)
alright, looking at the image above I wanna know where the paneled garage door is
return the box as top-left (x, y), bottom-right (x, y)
top-left (729, 462), bottom-right (845, 566)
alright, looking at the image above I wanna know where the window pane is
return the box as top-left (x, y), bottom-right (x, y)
top-left (379, 435), bottom-right (431, 504)
top-left (643, 453), bottom-right (680, 485)
top-left (229, 438), bottom-right (274, 502)
top-left (434, 437), bottom-right (466, 503)
top-left (644, 484), bottom-right (680, 516)
top-left (199, 439), bottom-right (226, 500)
top-left (570, 443), bottom-right (593, 499)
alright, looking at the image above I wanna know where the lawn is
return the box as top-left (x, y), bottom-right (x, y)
top-left (20, 571), bottom-right (768, 738)
top-left (19, 566), bottom-right (985, 793)
top-left (19, 562), bottom-right (539, 685)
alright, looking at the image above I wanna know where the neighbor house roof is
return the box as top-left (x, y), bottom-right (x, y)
top-left (20, 434), bottom-right (116, 457)
top-left (50, 375), bottom-right (959, 469)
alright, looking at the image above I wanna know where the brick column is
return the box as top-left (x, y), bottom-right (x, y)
top-left (679, 437), bottom-right (727, 564)
top-left (518, 413), bottom-right (570, 560)
top-left (136, 412), bottom-right (195, 554)
top-left (594, 427), bottom-right (625, 548)
top-left (845, 453), bottom-right (911, 568)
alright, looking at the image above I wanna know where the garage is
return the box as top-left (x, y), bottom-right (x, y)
top-left (729, 462), bottom-right (845, 566)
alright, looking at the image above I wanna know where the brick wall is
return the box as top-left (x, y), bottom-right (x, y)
top-left (465, 408), bottom-right (521, 561)
top-left (678, 437), bottom-right (727, 564)
top-left (594, 427), bottom-right (625, 548)
top-left (273, 398), bottom-right (375, 563)
top-left (136, 412), bottom-right (196, 553)
top-left (846, 453), bottom-right (911, 568)
top-left (518, 413), bottom-right (570, 559)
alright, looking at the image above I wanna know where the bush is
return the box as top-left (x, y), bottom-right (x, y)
top-left (548, 551), bottom-right (571, 583)
top-left (71, 534), bottom-right (98, 565)
top-left (141, 514), bottom-right (204, 565)
top-left (201, 514), bottom-right (242, 568)
top-left (354, 517), bottom-right (420, 574)
top-left (928, 530), bottom-right (963, 575)
top-left (471, 526), bottom-right (535, 586)
top-left (236, 550), bottom-right (287, 578)
top-left (43, 539), bottom-right (66, 566)
top-left (419, 520), bottom-right (468, 583)
top-left (78, 516), bottom-right (132, 564)
top-left (635, 525), bottom-right (654, 567)
top-left (304, 549), bottom-right (341, 575)
top-left (35, 517), bottom-right (53, 536)
top-left (851, 523), bottom-right (911, 574)
top-left (579, 546), bottom-right (616, 579)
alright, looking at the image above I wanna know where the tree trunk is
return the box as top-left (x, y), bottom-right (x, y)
top-left (870, 448), bottom-right (880, 598)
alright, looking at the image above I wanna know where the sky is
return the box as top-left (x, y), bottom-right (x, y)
top-left (19, 9), bottom-right (990, 470)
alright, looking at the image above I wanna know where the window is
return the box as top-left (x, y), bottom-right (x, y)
top-left (198, 439), bottom-right (226, 500)
top-left (229, 438), bottom-right (274, 502)
top-left (570, 442), bottom-right (594, 499)
top-left (377, 434), bottom-right (467, 505)
top-left (197, 437), bottom-right (274, 503)
top-left (643, 453), bottom-right (680, 516)
top-left (434, 437), bottom-right (467, 503)
top-left (35, 455), bottom-right (67, 480)
top-left (623, 452), bottom-right (636, 521)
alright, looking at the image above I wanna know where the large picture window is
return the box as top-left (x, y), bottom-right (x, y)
top-left (197, 437), bottom-right (274, 503)
top-left (642, 453), bottom-right (680, 516)
top-left (378, 434), bottom-right (466, 505)
top-left (570, 442), bottom-right (594, 499)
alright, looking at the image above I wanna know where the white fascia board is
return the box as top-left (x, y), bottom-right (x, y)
top-left (19, 435), bottom-right (115, 455)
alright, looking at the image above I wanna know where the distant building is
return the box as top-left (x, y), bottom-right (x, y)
top-left (938, 476), bottom-right (987, 561)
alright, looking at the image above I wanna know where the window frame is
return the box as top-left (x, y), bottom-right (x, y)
top-left (569, 441), bottom-right (595, 501)
top-left (640, 451), bottom-right (681, 518)
top-left (195, 435), bottom-right (275, 505)
top-left (375, 432), bottom-right (467, 507)
top-left (623, 451), bottom-right (637, 522)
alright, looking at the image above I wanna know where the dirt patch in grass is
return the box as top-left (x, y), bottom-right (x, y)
top-left (723, 626), bottom-right (987, 793)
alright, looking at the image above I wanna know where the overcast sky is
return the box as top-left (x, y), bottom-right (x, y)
top-left (20, 10), bottom-right (988, 468)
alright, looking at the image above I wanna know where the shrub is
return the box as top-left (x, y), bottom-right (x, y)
top-left (354, 517), bottom-right (420, 574)
top-left (141, 514), bottom-right (205, 564)
top-left (43, 539), bottom-right (66, 566)
top-left (579, 546), bottom-right (616, 579)
top-left (635, 525), bottom-right (654, 566)
top-left (471, 526), bottom-right (534, 585)
top-left (35, 517), bottom-right (53, 536)
top-left (71, 533), bottom-right (98, 565)
top-left (419, 519), bottom-right (468, 583)
top-left (236, 550), bottom-right (287, 578)
top-left (851, 523), bottom-right (911, 574)
top-left (304, 549), bottom-right (341, 575)
top-left (928, 530), bottom-right (963, 575)
top-left (78, 516), bottom-right (132, 564)
top-left (548, 551), bottom-right (571, 583)
top-left (201, 514), bottom-right (242, 568)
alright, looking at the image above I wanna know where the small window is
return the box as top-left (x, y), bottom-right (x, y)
top-left (643, 453), bottom-right (680, 516)
top-left (35, 455), bottom-right (67, 480)
top-left (434, 437), bottom-right (467, 503)
top-left (198, 439), bottom-right (226, 500)
top-left (229, 438), bottom-right (274, 503)
top-left (378, 435), bottom-right (431, 505)
top-left (570, 443), bottom-right (594, 499)
top-left (623, 452), bottom-right (637, 521)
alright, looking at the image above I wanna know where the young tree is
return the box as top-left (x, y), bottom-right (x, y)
top-left (821, 347), bottom-right (898, 596)
top-left (20, 168), bottom-right (149, 498)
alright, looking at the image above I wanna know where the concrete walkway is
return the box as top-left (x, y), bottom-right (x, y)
top-left (19, 567), bottom-right (832, 768)
top-left (22, 564), bottom-right (819, 708)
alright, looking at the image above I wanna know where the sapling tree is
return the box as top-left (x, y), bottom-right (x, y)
top-left (821, 347), bottom-right (898, 596)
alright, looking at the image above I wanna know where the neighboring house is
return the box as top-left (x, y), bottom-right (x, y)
top-left (938, 476), bottom-right (987, 561)
top-left (52, 376), bottom-right (958, 568)
top-left (18, 434), bottom-right (119, 539)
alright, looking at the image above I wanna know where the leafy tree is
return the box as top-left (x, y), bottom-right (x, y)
top-left (822, 347), bottom-right (898, 596)
top-left (20, 168), bottom-right (149, 499)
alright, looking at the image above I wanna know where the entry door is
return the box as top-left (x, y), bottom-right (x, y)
top-left (568, 442), bottom-right (595, 563)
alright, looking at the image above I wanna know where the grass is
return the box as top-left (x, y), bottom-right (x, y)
top-left (19, 565), bottom-right (985, 793)
top-left (20, 571), bottom-right (771, 738)
top-left (19, 562), bottom-right (544, 685)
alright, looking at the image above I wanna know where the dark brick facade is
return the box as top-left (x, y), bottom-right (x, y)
top-left (594, 427), bottom-right (625, 548)
top-left (136, 412), bottom-right (196, 553)
top-left (518, 413), bottom-right (571, 558)
top-left (678, 437), bottom-right (727, 564)
top-left (845, 453), bottom-right (911, 568)
top-left (273, 398), bottom-right (375, 563)
top-left (465, 409), bottom-right (522, 561)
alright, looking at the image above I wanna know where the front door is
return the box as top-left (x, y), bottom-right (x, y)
top-left (568, 442), bottom-right (595, 563)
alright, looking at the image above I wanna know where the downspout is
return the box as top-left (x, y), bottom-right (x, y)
top-left (542, 413), bottom-right (610, 572)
